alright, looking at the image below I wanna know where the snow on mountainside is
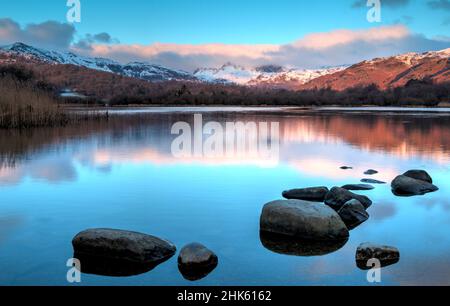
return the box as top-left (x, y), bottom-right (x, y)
top-left (194, 63), bottom-right (346, 88)
top-left (0, 42), bottom-right (197, 82)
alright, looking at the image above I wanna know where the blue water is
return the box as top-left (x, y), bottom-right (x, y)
top-left (0, 108), bottom-right (449, 285)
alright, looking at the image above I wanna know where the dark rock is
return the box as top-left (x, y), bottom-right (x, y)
top-left (340, 166), bottom-right (353, 170)
top-left (337, 199), bottom-right (369, 230)
top-left (324, 187), bottom-right (372, 211)
top-left (361, 179), bottom-right (386, 184)
top-left (282, 186), bottom-right (329, 202)
top-left (178, 243), bottom-right (218, 281)
top-left (356, 243), bottom-right (400, 270)
top-left (403, 170), bottom-right (433, 184)
top-left (391, 175), bottom-right (439, 196)
top-left (260, 232), bottom-right (348, 257)
top-left (260, 200), bottom-right (349, 241)
top-left (342, 184), bottom-right (375, 191)
top-left (364, 169), bottom-right (379, 175)
top-left (72, 229), bottom-right (176, 265)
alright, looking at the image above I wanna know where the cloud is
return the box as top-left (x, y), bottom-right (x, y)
top-left (352, 0), bottom-right (410, 8)
top-left (81, 25), bottom-right (450, 71)
top-left (0, 18), bottom-right (75, 50)
top-left (427, 0), bottom-right (450, 10)
top-left (1, 18), bottom-right (449, 71)
top-left (73, 32), bottom-right (119, 50)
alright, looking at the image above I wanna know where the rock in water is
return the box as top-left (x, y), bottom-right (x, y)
top-left (403, 170), bottom-right (433, 184)
top-left (260, 200), bottom-right (349, 241)
top-left (337, 200), bottom-right (369, 230)
top-left (282, 187), bottom-right (329, 202)
top-left (72, 229), bottom-right (176, 265)
top-left (324, 187), bottom-right (372, 211)
top-left (364, 169), bottom-right (378, 175)
top-left (361, 179), bottom-right (386, 184)
top-left (356, 243), bottom-right (400, 270)
top-left (342, 184), bottom-right (375, 191)
top-left (340, 166), bottom-right (353, 170)
top-left (391, 175), bottom-right (438, 196)
top-left (178, 243), bottom-right (218, 281)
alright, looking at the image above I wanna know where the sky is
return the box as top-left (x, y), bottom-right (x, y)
top-left (0, 0), bottom-right (449, 71)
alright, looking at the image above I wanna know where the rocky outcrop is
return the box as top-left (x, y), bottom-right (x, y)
top-left (391, 175), bottom-right (438, 196)
top-left (282, 187), bottom-right (329, 202)
top-left (342, 184), bottom-right (375, 191)
top-left (260, 200), bottom-right (349, 241)
top-left (324, 187), bottom-right (372, 211)
top-left (178, 243), bottom-right (218, 281)
top-left (356, 243), bottom-right (400, 270)
top-left (72, 229), bottom-right (176, 265)
top-left (337, 200), bottom-right (369, 230)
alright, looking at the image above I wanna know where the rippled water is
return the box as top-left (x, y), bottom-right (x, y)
top-left (0, 107), bottom-right (449, 285)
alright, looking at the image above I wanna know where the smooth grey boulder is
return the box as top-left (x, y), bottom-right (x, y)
top-left (337, 199), bottom-right (369, 230)
top-left (361, 179), bottom-right (386, 184)
top-left (324, 187), bottom-right (372, 211)
top-left (403, 170), bottom-right (433, 184)
top-left (364, 169), bottom-right (379, 175)
top-left (178, 243), bottom-right (218, 281)
top-left (356, 243), bottom-right (400, 270)
top-left (342, 184), bottom-right (375, 191)
top-left (282, 187), bottom-right (329, 202)
top-left (260, 200), bottom-right (349, 241)
top-left (72, 229), bottom-right (176, 265)
top-left (391, 175), bottom-right (438, 196)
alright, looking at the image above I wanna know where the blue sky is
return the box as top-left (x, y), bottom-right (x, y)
top-left (1, 0), bottom-right (449, 70)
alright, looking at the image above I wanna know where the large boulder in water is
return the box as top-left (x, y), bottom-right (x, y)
top-left (324, 187), bottom-right (372, 211)
top-left (337, 199), bottom-right (369, 230)
top-left (178, 243), bottom-right (218, 281)
top-left (260, 200), bottom-right (349, 241)
top-left (403, 170), bottom-right (433, 184)
top-left (391, 175), bottom-right (438, 196)
top-left (282, 187), bottom-right (329, 202)
top-left (356, 243), bottom-right (400, 270)
top-left (72, 229), bottom-right (176, 265)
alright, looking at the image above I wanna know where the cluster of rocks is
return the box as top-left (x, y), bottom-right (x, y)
top-left (72, 228), bottom-right (218, 281)
top-left (261, 168), bottom-right (438, 268)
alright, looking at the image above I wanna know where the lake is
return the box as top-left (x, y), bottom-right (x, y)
top-left (0, 107), bottom-right (449, 286)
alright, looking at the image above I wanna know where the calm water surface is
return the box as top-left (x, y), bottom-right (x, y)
top-left (0, 107), bottom-right (449, 285)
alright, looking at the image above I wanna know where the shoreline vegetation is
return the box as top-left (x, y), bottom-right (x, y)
top-left (1, 64), bottom-right (449, 129)
top-left (0, 66), bottom-right (106, 128)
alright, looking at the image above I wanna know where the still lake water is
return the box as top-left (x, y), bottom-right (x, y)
top-left (0, 107), bottom-right (449, 286)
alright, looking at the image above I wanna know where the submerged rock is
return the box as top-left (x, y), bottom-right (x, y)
top-left (282, 187), bottom-right (329, 202)
top-left (72, 229), bottom-right (176, 265)
top-left (342, 184), bottom-right (375, 191)
top-left (364, 169), bottom-right (379, 175)
top-left (403, 170), bottom-right (433, 184)
top-left (260, 200), bottom-right (349, 241)
top-left (324, 187), bottom-right (372, 211)
top-left (391, 175), bottom-right (438, 196)
top-left (356, 243), bottom-right (400, 270)
top-left (337, 199), bottom-right (369, 230)
top-left (340, 166), bottom-right (353, 170)
top-left (260, 232), bottom-right (348, 257)
top-left (178, 243), bottom-right (218, 281)
top-left (361, 179), bottom-right (386, 185)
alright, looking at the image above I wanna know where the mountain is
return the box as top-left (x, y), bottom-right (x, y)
top-left (194, 63), bottom-right (346, 88)
top-left (0, 42), bottom-right (197, 82)
top-left (299, 49), bottom-right (450, 91)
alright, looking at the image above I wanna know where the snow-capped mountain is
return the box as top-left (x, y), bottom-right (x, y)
top-left (0, 42), bottom-right (197, 82)
top-left (194, 63), bottom-right (346, 88)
